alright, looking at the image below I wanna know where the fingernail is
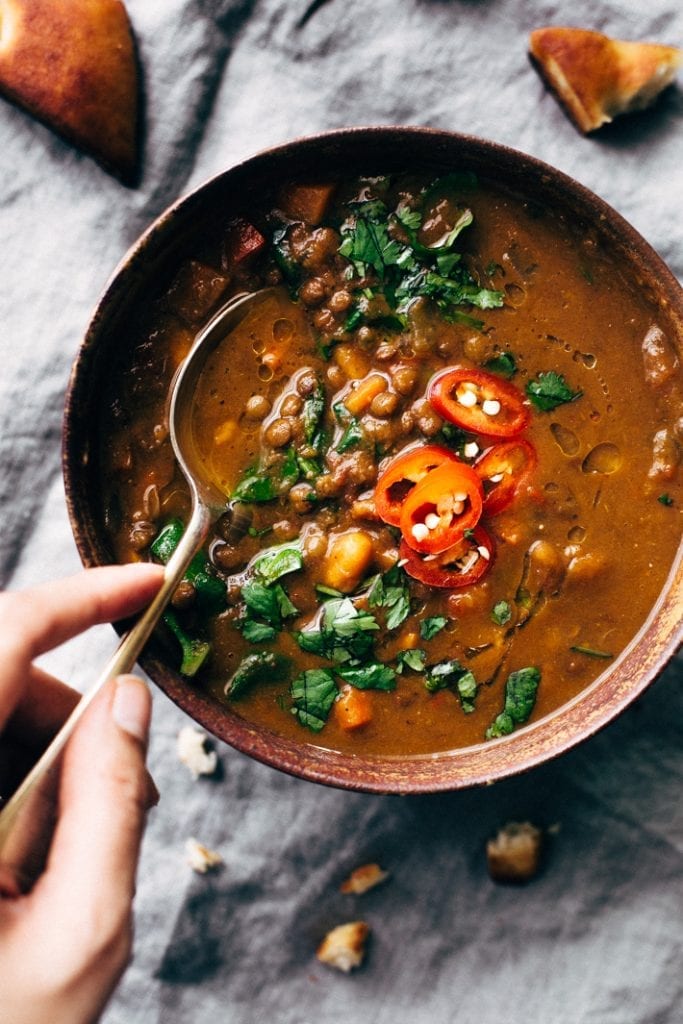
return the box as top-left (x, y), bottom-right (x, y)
top-left (112, 675), bottom-right (151, 744)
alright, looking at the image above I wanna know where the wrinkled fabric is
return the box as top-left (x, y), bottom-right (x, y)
top-left (0, 1), bottom-right (681, 1022)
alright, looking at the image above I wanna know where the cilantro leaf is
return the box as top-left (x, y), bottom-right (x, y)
top-left (291, 668), bottom-right (338, 732)
top-left (658, 493), bottom-right (674, 507)
top-left (396, 648), bottom-right (427, 674)
top-left (242, 580), bottom-right (298, 630)
top-left (336, 662), bottom-right (397, 691)
top-left (367, 564), bottom-right (411, 630)
top-left (162, 609), bottom-right (211, 678)
top-left (425, 659), bottom-right (479, 713)
top-left (525, 372), bottom-right (582, 412)
top-left (251, 541), bottom-right (303, 586)
top-left (226, 651), bottom-right (286, 700)
top-left (295, 598), bottom-right (379, 665)
top-left (485, 667), bottom-right (541, 739)
top-left (240, 620), bottom-right (277, 644)
top-left (336, 417), bottom-right (363, 453)
top-left (232, 466), bottom-right (278, 503)
top-left (491, 600), bottom-right (512, 626)
top-left (484, 351), bottom-right (517, 378)
top-left (420, 616), bottom-right (448, 641)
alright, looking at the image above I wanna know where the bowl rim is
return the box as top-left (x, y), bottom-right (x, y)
top-left (63, 125), bottom-right (683, 794)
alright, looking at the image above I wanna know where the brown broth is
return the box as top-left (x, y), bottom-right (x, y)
top-left (99, 174), bottom-right (682, 756)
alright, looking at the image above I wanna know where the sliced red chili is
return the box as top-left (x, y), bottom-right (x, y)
top-left (428, 367), bottom-right (530, 438)
top-left (399, 460), bottom-right (484, 554)
top-left (374, 445), bottom-right (457, 527)
top-left (400, 525), bottom-right (495, 589)
top-left (475, 439), bottom-right (537, 517)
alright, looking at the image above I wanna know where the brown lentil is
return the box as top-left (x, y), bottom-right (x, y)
top-left (264, 417), bottom-right (293, 448)
top-left (245, 394), bottom-right (271, 420)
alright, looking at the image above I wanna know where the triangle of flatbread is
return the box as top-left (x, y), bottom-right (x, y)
top-left (0, 0), bottom-right (139, 182)
top-left (529, 27), bottom-right (682, 133)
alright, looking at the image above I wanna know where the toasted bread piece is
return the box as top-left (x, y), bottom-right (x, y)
top-left (317, 922), bottom-right (369, 973)
top-left (0, 0), bottom-right (139, 181)
top-left (529, 27), bottom-right (682, 132)
top-left (486, 821), bottom-right (543, 883)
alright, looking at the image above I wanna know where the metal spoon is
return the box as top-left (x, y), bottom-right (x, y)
top-left (0, 287), bottom-right (275, 892)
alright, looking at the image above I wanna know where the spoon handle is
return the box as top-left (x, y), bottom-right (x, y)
top-left (0, 500), bottom-right (211, 892)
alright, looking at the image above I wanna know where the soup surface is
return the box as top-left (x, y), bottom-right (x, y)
top-left (99, 172), bottom-right (682, 756)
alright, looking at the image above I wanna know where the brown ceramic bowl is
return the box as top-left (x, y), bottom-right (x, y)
top-left (63, 127), bottom-right (683, 794)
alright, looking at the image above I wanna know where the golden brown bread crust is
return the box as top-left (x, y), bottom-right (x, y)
top-left (529, 26), bottom-right (682, 133)
top-left (0, 0), bottom-right (139, 182)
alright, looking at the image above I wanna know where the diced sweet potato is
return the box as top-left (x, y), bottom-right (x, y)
top-left (335, 686), bottom-right (373, 731)
top-left (344, 375), bottom-right (388, 416)
top-left (322, 530), bottom-right (375, 593)
top-left (165, 260), bottom-right (229, 324)
top-left (279, 183), bottom-right (336, 225)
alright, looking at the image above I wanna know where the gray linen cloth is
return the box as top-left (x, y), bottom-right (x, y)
top-left (1, 1), bottom-right (681, 1021)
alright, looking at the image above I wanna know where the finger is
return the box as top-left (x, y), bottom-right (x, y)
top-left (4, 667), bottom-right (79, 748)
top-left (0, 563), bottom-right (163, 728)
top-left (31, 676), bottom-right (155, 981)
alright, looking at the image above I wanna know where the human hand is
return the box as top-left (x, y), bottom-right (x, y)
top-left (0, 564), bottom-right (164, 1024)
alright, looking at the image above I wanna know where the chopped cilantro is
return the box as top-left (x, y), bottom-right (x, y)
top-left (336, 416), bottom-right (363, 453)
top-left (336, 662), bottom-right (397, 691)
top-left (491, 600), bottom-right (512, 626)
top-left (484, 351), bottom-right (517, 378)
top-left (425, 659), bottom-right (478, 713)
top-left (455, 670), bottom-right (478, 714)
top-left (396, 648), bottom-right (427, 674)
top-left (367, 564), bottom-right (411, 630)
top-left (232, 466), bottom-right (278, 503)
top-left (485, 667), bottom-right (541, 739)
top-left (525, 371), bottom-right (582, 412)
top-left (420, 616), bottom-right (448, 641)
top-left (295, 597), bottom-right (379, 665)
top-left (240, 620), bottom-right (277, 644)
top-left (162, 609), bottom-right (210, 678)
top-left (226, 651), bottom-right (286, 700)
top-left (290, 668), bottom-right (338, 732)
top-left (251, 541), bottom-right (303, 586)
top-left (337, 185), bottom-right (503, 325)
top-left (658, 493), bottom-right (674, 507)
top-left (242, 579), bottom-right (298, 630)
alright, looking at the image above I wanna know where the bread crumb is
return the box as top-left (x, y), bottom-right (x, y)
top-left (185, 837), bottom-right (223, 874)
top-left (487, 821), bottom-right (543, 883)
top-left (177, 725), bottom-right (218, 778)
top-left (340, 863), bottom-right (389, 895)
top-left (317, 922), bottom-right (369, 972)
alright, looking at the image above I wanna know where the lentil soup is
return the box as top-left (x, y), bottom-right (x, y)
top-left (98, 168), bottom-right (682, 757)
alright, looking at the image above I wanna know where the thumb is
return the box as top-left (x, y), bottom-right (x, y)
top-left (34, 676), bottom-right (156, 970)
